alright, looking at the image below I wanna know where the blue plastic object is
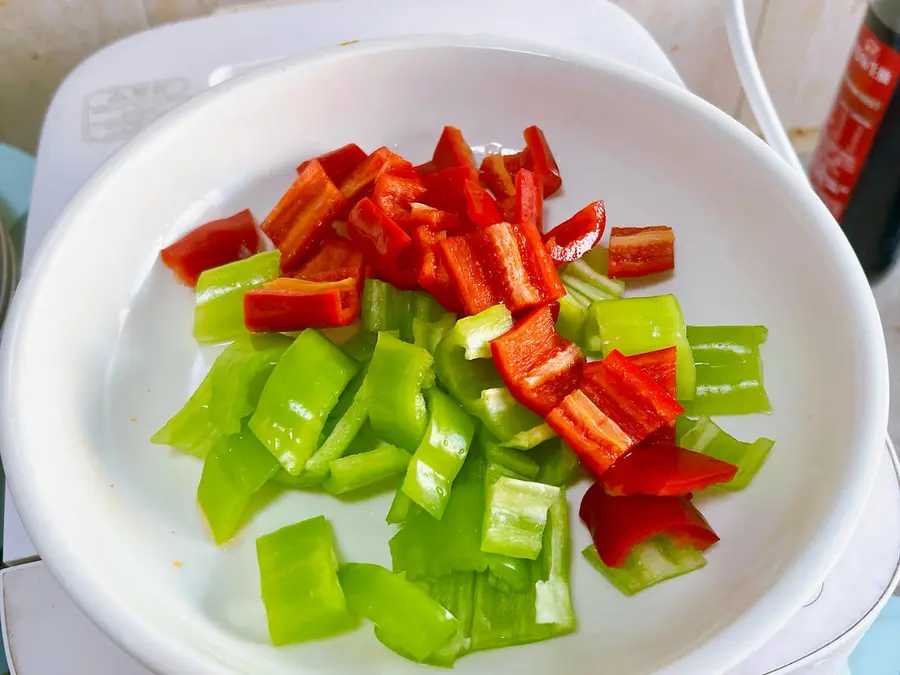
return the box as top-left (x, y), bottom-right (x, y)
top-left (0, 142), bottom-right (34, 258)
top-left (848, 596), bottom-right (900, 674)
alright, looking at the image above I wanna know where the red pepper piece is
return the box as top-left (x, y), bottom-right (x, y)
top-left (607, 226), bottom-right (675, 279)
top-left (491, 305), bottom-right (585, 415)
top-left (294, 231), bottom-right (365, 279)
top-left (422, 166), bottom-right (480, 214)
top-left (373, 174), bottom-right (427, 229)
top-left (260, 161), bottom-right (347, 272)
top-left (160, 209), bottom-right (259, 287)
top-left (413, 227), bottom-right (461, 313)
top-left (407, 203), bottom-right (466, 235)
top-left (502, 149), bottom-right (530, 177)
top-left (463, 179), bottom-right (504, 228)
top-left (580, 483), bottom-right (719, 567)
top-left (522, 125), bottom-right (563, 197)
top-left (440, 220), bottom-right (565, 315)
top-left (627, 347), bottom-right (677, 445)
top-left (547, 350), bottom-right (684, 477)
top-left (347, 198), bottom-right (412, 265)
top-left (415, 161), bottom-right (438, 178)
top-left (296, 143), bottom-right (367, 185)
top-left (602, 444), bottom-right (738, 497)
top-left (479, 155), bottom-right (516, 200)
top-left (544, 201), bottom-right (607, 264)
top-left (431, 126), bottom-right (476, 173)
top-left (439, 233), bottom-right (500, 314)
top-left (514, 169), bottom-right (544, 233)
top-left (339, 147), bottom-right (417, 209)
top-left (244, 276), bottom-right (359, 332)
top-left (378, 245), bottom-right (421, 291)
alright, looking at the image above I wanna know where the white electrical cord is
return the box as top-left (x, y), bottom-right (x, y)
top-left (720, 0), bottom-right (807, 176)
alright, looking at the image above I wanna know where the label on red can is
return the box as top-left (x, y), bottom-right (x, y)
top-left (809, 22), bottom-right (900, 220)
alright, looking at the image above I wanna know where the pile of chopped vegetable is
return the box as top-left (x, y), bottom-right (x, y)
top-left (154, 126), bottom-right (774, 660)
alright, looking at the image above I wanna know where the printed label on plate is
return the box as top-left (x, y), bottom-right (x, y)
top-left (82, 78), bottom-right (191, 144)
top-left (809, 22), bottom-right (900, 221)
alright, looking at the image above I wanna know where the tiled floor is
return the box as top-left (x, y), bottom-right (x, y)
top-left (0, 0), bottom-right (866, 153)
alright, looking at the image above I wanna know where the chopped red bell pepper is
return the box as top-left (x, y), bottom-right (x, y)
top-left (544, 201), bottom-right (607, 264)
top-left (244, 276), bottom-right (359, 332)
top-left (373, 174), bottom-right (426, 229)
top-left (439, 220), bottom-right (565, 315)
top-left (407, 203), bottom-right (466, 235)
top-left (260, 160), bottom-right (347, 272)
top-left (415, 161), bottom-right (438, 177)
top-left (431, 126), bottom-right (476, 173)
top-left (580, 483), bottom-right (719, 567)
top-left (421, 166), bottom-right (479, 214)
top-left (347, 197), bottom-right (413, 272)
top-left (522, 125), bottom-right (563, 197)
top-left (514, 169), bottom-right (544, 233)
top-left (463, 179), bottom-right (504, 228)
top-left (479, 154), bottom-right (516, 201)
top-left (502, 149), bottom-right (530, 177)
top-left (491, 305), bottom-right (585, 415)
top-left (160, 209), bottom-right (259, 287)
top-left (602, 444), bottom-right (738, 497)
top-left (339, 147), bottom-right (417, 209)
top-left (296, 143), bottom-right (367, 185)
top-left (413, 227), bottom-right (460, 313)
top-left (378, 245), bottom-right (421, 291)
top-left (627, 347), bottom-right (677, 445)
top-left (607, 226), bottom-right (675, 279)
top-left (546, 349), bottom-right (684, 477)
top-left (294, 231), bottom-right (365, 279)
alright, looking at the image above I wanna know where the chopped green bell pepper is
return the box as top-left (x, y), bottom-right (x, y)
top-left (150, 368), bottom-right (220, 459)
top-left (368, 332), bottom-right (434, 451)
top-left (482, 476), bottom-right (560, 560)
top-left (681, 325), bottom-right (771, 414)
top-left (194, 250), bottom-right (281, 344)
top-left (452, 304), bottom-right (513, 359)
top-left (402, 388), bottom-right (476, 519)
top-left (534, 489), bottom-right (574, 630)
top-left (249, 329), bottom-right (359, 474)
top-left (413, 314), bottom-right (456, 355)
top-left (470, 571), bottom-right (554, 651)
top-left (434, 335), bottom-right (548, 446)
top-left (386, 486), bottom-right (423, 524)
top-left (207, 334), bottom-right (293, 435)
top-left (362, 279), bottom-right (403, 334)
top-left (677, 415), bottom-right (774, 490)
top-left (340, 329), bottom-right (378, 362)
top-left (559, 258), bottom-right (625, 302)
top-left (339, 563), bottom-right (460, 662)
top-left (324, 443), bottom-right (410, 495)
top-left (484, 443), bottom-right (539, 480)
top-left (532, 438), bottom-right (582, 487)
top-left (390, 450), bottom-right (488, 578)
top-left (197, 423), bottom-right (280, 544)
top-left (555, 293), bottom-right (588, 344)
top-left (585, 294), bottom-right (695, 400)
top-left (582, 536), bottom-right (706, 596)
top-left (256, 516), bottom-right (355, 645)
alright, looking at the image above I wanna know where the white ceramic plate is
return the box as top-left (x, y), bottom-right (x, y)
top-left (0, 36), bottom-right (889, 675)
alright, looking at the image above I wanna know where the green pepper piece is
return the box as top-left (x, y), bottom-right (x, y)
top-left (470, 572), bottom-right (552, 651)
top-left (150, 368), bottom-right (220, 459)
top-left (677, 415), bottom-right (774, 490)
top-left (323, 443), bottom-right (410, 495)
top-left (362, 279), bottom-right (402, 333)
top-left (532, 438), bottom-right (582, 487)
top-left (386, 486), bottom-right (423, 524)
top-left (340, 329), bottom-right (378, 362)
top-left (555, 293), bottom-right (588, 344)
top-left (368, 332), bottom-right (434, 451)
top-left (413, 314), bottom-right (456, 355)
top-left (534, 489), bottom-right (575, 630)
top-left (197, 423), bottom-right (281, 544)
top-left (481, 476), bottom-right (560, 560)
top-left (586, 294), bottom-right (696, 400)
top-left (434, 335), bottom-right (548, 445)
top-left (207, 334), bottom-right (293, 436)
top-left (402, 388), bottom-right (476, 519)
top-left (559, 258), bottom-right (625, 302)
top-left (681, 325), bottom-right (771, 414)
top-left (193, 250), bottom-right (280, 344)
top-left (339, 563), bottom-right (460, 662)
top-left (484, 443), bottom-right (539, 480)
top-left (390, 450), bottom-right (488, 578)
top-left (452, 304), bottom-right (514, 359)
top-left (582, 537), bottom-right (706, 596)
top-left (256, 516), bottom-right (355, 645)
top-left (249, 329), bottom-right (359, 475)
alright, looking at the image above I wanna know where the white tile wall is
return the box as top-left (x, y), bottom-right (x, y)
top-left (0, 0), bottom-right (866, 153)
